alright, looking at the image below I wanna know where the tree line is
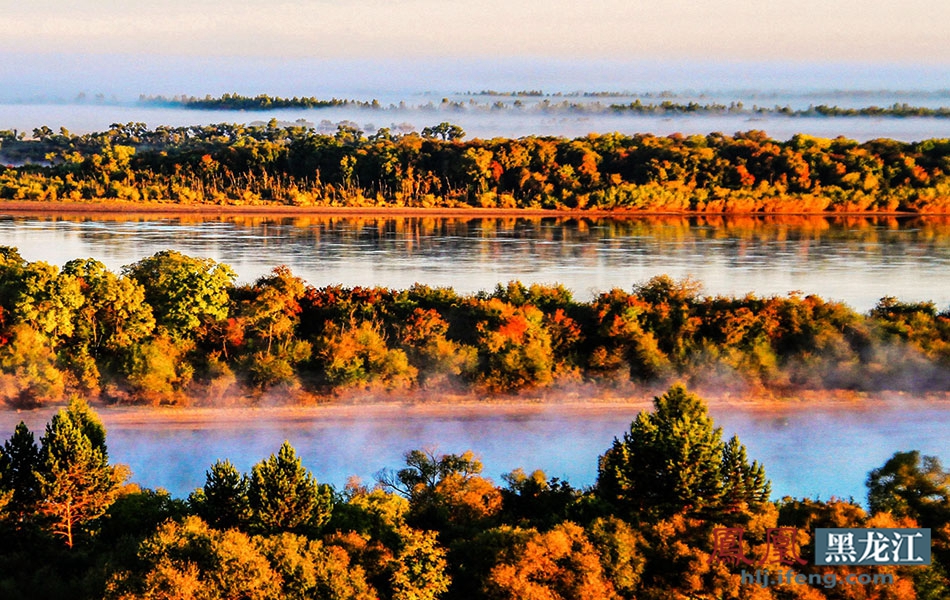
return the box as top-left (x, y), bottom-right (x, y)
top-left (1, 246), bottom-right (948, 407)
top-left (1, 388), bottom-right (947, 598)
top-left (139, 92), bottom-right (950, 119)
top-left (140, 93), bottom-right (374, 110)
top-left (3, 123), bottom-right (950, 211)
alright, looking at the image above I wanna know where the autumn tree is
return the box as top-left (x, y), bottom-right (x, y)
top-left (5, 260), bottom-right (83, 342)
top-left (123, 334), bottom-right (195, 404)
top-left (587, 516), bottom-right (647, 599)
top-left (397, 308), bottom-right (477, 388)
top-left (471, 298), bottom-right (555, 391)
top-left (379, 448), bottom-right (502, 533)
top-left (484, 522), bottom-right (619, 600)
top-left (329, 482), bottom-right (452, 600)
top-left (316, 320), bottom-right (417, 390)
top-left (331, 480), bottom-right (410, 546)
top-left (123, 250), bottom-right (235, 339)
top-left (105, 516), bottom-right (281, 600)
top-left (389, 525), bottom-right (451, 600)
top-left (0, 324), bottom-right (66, 407)
top-left (258, 532), bottom-right (377, 600)
top-left (236, 266), bottom-right (313, 390)
top-left (61, 257), bottom-right (155, 357)
top-left (0, 471), bottom-right (9, 519)
top-left (588, 288), bottom-right (670, 381)
top-left (0, 245), bottom-right (25, 270)
top-left (867, 450), bottom-right (950, 527)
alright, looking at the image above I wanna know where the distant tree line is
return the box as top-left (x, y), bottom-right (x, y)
top-left (140, 93), bottom-right (377, 110)
top-left (1, 389), bottom-right (948, 598)
top-left (609, 100), bottom-right (950, 118)
top-left (3, 123), bottom-right (950, 212)
top-left (1, 246), bottom-right (948, 407)
top-left (139, 92), bottom-right (950, 119)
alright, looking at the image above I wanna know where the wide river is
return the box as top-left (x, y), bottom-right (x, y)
top-left (3, 213), bottom-right (950, 311)
top-left (2, 212), bottom-right (950, 504)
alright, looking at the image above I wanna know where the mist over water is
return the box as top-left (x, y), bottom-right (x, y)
top-left (104, 403), bottom-right (950, 504)
top-left (2, 401), bottom-right (947, 504)
top-left (7, 103), bottom-right (950, 143)
top-left (3, 56), bottom-right (950, 141)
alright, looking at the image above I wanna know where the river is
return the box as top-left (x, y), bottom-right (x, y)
top-left (3, 214), bottom-right (950, 311)
top-left (0, 399), bottom-right (947, 504)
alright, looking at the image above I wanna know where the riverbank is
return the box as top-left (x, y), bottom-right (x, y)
top-left (0, 199), bottom-right (937, 218)
top-left (3, 389), bottom-right (947, 433)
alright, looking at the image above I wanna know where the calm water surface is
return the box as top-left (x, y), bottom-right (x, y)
top-left (1, 214), bottom-right (949, 311)
top-left (1, 401), bottom-right (947, 504)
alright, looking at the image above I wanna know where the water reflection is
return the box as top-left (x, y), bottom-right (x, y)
top-left (2, 214), bottom-right (949, 310)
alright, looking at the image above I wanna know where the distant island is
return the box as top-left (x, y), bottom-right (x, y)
top-left (1, 245), bottom-right (947, 407)
top-left (138, 91), bottom-right (950, 119)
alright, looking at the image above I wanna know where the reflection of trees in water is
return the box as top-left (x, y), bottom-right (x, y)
top-left (12, 214), bottom-right (950, 299)
top-left (31, 213), bottom-right (950, 248)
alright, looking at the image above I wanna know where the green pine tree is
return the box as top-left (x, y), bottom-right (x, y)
top-left (597, 384), bottom-right (769, 520)
top-left (64, 397), bottom-right (108, 458)
top-left (34, 404), bottom-right (126, 548)
top-left (248, 441), bottom-right (332, 534)
top-left (720, 434), bottom-right (770, 513)
top-left (1, 421), bottom-right (41, 518)
top-left (190, 458), bottom-right (251, 530)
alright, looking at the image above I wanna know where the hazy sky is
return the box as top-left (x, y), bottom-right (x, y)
top-left (3, 0), bottom-right (949, 62)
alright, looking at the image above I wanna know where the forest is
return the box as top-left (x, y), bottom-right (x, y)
top-left (3, 123), bottom-right (950, 212)
top-left (0, 246), bottom-right (948, 407)
top-left (0, 389), bottom-right (947, 599)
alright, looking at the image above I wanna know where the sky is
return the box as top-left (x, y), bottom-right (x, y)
top-left (3, 0), bottom-right (949, 61)
top-left (1, 0), bottom-right (948, 99)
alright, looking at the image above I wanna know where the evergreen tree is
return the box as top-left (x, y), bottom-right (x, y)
top-left (35, 404), bottom-right (127, 547)
top-left (190, 459), bottom-right (251, 530)
top-left (720, 434), bottom-right (770, 513)
top-left (248, 441), bottom-right (332, 534)
top-left (596, 384), bottom-right (769, 520)
top-left (1, 421), bottom-right (41, 518)
top-left (64, 397), bottom-right (108, 458)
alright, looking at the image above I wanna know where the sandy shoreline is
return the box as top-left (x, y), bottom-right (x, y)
top-left (2, 390), bottom-right (948, 432)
